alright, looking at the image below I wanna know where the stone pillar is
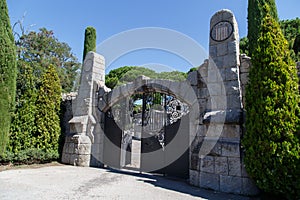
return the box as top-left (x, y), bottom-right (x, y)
top-left (62, 52), bottom-right (105, 167)
top-left (193, 9), bottom-right (259, 195)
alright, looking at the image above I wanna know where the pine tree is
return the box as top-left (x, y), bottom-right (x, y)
top-left (248, 0), bottom-right (278, 56)
top-left (82, 26), bottom-right (96, 62)
top-left (243, 6), bottom-right (300, 199)
top-left (0, 0), bottom-right (17, 155)
top-left (35, 65), bottom-right (62, 152)
top-left (8, 62), bottom-right (37, 153)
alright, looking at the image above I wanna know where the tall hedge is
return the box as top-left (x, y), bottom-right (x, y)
top-left (82, 26), bottom-right (96, 62)
top-left (35, 65), bottom-right (62, 151)
top-left (248, 0), bottom-right (278, 56)
top-left (9, 62), bottom-right (37, 153)
top-left (243, 6), bottom-right (300, 199)
top-left (0, 0), bottom-right (17, 155)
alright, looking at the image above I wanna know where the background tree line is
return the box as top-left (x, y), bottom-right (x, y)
top-left (240, 17), bottom-right (300, 62)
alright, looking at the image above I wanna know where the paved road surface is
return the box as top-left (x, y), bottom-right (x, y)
top-left (0, 165), bottom-right (256, 200)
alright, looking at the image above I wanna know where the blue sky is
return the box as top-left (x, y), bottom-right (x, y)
top-left (7, 0), bottom-right (300, 73)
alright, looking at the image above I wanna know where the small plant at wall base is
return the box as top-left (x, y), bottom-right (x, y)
top-left (0, 0), bottom-right (17, 155)
top-left (243, 6), bottom-right (300, 200)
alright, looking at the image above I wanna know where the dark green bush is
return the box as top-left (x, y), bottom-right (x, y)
top-left (243, 6), bottom-right (300, 200)
top-left (0, 149), bottom-right (59, 165)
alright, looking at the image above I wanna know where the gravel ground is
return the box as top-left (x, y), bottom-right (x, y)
top-left (0, 165), bottom-right (256, 200)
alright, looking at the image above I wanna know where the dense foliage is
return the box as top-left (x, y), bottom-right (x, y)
top-left (83, 26), bottom-right (96, 62)
top-left (0, 0), bottom-right (17, 155)
top-left (243, 7), bottom-right (300, 199)
top-left (241, 17), bottom-right (300, 62)
top-left (105, 66), bottom-right (187, 89)
top-left (9, 62), bottom-right (37, 153)
top-left (35, 65), bottom-right (62, 151)
top-left (16, 28), bottom-right (80, 92)
top-left (247, 0), bottom-right (278, 57)
top-left (280, 18), bottom-right (300, 61)
top-left (5, 64), bottom-right (62, 163)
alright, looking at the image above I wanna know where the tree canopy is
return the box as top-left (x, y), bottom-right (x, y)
top-left (15, 28), bottom-right (80, 92)
top-left (105, 66), bottom-right (187, 89)
top-left (241, 17), bottom-right (300, 62)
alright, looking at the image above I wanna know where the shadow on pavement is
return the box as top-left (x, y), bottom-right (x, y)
top-left (105, 167), bottom-right (257, 200)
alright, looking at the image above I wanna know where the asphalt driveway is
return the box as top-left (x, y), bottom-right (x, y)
top-left (0, 165), bottom-right (255, 200)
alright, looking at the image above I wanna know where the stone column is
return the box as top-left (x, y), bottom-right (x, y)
top-left (195, 9), bottom-right (259, 195)
top-left (62, 52), bottom-right (105, 167)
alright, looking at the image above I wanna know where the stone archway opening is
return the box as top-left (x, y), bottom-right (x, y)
top-left (101, 78), bottom-right (199, 179)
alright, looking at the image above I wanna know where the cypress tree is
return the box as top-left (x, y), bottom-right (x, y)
top-left (0, 0), bottom-right (17, 155)
top-left (248, 0), bottom-right (278, 56)
top-left (82, 26), bottom-right (96, 62)
top-left (8, 62), bottom-right (37, 153)
top-left (243, 6), bottom-right (300, 199)
top-left (35, 65), bottom-right (62, 152)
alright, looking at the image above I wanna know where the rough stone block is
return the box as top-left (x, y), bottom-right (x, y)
top-left (225, 67), bottom-right (239, 81)
top-left (224, 81), bottom-right (240, 95)
top-left (68, 143), bottom-right (74, 154)
top-left (205, 124), bottom-right (223, 138)
top-left (221, 125), bottom-right (240, 140)
top-left (61, 153), bottom-right (70, 164)
top-left (221, 141), bottom-right (240, 157)
top-left (217, 43), bottom-right (228, 56)
top-left (223, 53), bottom-right (239, 68)
top-left (210, 56), bottom-right (224, 69)
top-left (199, 63), bottom-right (208, 78)
top-left (200, 156), bottom-right (215, 173)
top-left (189, 170), bottom-right (200, 187)
top-left (77, 154), bottom-right (91, 167)
top-left (207, 95), bottom-right (227, 110)
top-left (200, 172), bottom-right (220, 191)
top-left (220, 175), bottom-right (242, 194)
top-left (187, 71), bottom-right (198, 86)
top-left (209, 45), bottom-right (217, 58)
top-left (190, 153), bottom-right (199, 170)
top-left (215, 157), bottom-right (228, 175)
top-left (228, 41), bottom-right (238, 54)
top-left (207, 83), bottom-right (222, 96)
top-left (240, 73), bottom-right (249, 85)
top-left (210, 141), bottom-right (222, 156)
top-left (226, 94), bottom-right (242, 110)
top-left (228, 157), bottom-right (242, 176)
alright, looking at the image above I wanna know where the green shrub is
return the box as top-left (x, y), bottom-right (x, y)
top-left (0, 148), bottom-right (59, 165)
top-left (243, 6), bottom-right (300, 200)
top-left (35, 65), bottom-right (62, 151)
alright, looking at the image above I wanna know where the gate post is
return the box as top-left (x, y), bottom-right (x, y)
top-left (190, 10), bottom-right (259, 195)
top-left (62, 52), bottom-right (105, 167)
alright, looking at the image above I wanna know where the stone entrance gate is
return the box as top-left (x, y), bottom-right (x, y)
top-left (61, 9), bottom-right (259, 195)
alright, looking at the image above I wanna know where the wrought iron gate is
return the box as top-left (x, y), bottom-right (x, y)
top-left (140, 92), bottom-right (189, 178)
top-left (103, 91), bottom-right (189, 178)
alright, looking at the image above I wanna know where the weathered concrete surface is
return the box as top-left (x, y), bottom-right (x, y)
top-left (0, 166), bottom-right (255, 200)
